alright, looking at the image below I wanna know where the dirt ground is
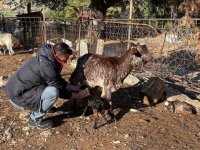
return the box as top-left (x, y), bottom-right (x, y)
top-left (0, 52), bottom-right (200, 150)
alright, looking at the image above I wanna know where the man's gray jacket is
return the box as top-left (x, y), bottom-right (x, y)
top-left (5, 44), bottom-right (72, 111)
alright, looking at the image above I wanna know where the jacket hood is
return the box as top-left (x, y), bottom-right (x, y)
top-left (38, 44), bottom-right (66, 65)
top-left (38, 44), bottom-right (55, 62)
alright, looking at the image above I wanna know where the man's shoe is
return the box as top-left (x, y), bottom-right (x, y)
top-left (28, 118), bottom-right (53, 129)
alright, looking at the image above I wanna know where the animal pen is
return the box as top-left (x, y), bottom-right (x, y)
top-left (1, 16), bottom-right (200, 97)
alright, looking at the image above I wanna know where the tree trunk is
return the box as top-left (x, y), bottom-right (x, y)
top-left (27, 2), bottom-right (31, 13)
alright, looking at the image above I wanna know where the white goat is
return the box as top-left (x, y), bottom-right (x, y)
top-left (0, 33), bottom-right (14, 55)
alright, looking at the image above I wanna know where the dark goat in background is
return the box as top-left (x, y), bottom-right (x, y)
top-left (70, 43), bottom-right (153, 123)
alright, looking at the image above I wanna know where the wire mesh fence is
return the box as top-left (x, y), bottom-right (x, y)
top-left (0, 16), bottom-right (43, 49)
top-left (1, 16), bottom-right (200, 91)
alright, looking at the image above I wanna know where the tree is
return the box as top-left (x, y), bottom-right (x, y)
top-left (22, 0), bottom-right (190, 19)
top-left (137, 0), bottom-right (184, 18)
top-left (178, 0), bottom-right (200, 17)
top-left (34, 0), bottom-right (68, 11)
top-left (89, 0), bottom-right (124, 18)
top-left (88, 0), bottom-right (185, 19)
top-left (35, 0), bottom-right (90, 19)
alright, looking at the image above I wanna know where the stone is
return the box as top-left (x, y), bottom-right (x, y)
top-left (167, 94), bottom-right (200, 109)
top-left (4, 127), bottom-right (12, 139)
top-left (123, 74), bottom-right (140, 85)
top-left (0, 75), bottom-right (8, 87)
top-left (124, 134), bottom-right (130, 139)
top-left (130, 109), bottom-right (138, 112)
top-left (165, 100), bottom-right (197, 114)
top-left (19, 111), bottom-right (28, 119)
top-left (22, 127), bottom-right (30, 131)
top-left (113, 140), bottom-right (120, 144)
top-left (31, 52), bottom-right (37, 57)
top-left (0, 116), bottom-right (6, 120)
top-left (40, 130), bottom-right (52, 138)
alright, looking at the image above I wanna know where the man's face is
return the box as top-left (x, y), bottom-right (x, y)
top-left (59, 53), bottom-right (70, 63)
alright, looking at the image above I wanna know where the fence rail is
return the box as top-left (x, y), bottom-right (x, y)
top-left (1, 17), bottom-right (200, 93)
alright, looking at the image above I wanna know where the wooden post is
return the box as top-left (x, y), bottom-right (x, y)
top-left (127, 0), bottom-right (133, 50)
top-left (96, 39), bottom-right (104, 55)
top-left (76, 39), bottom-right (88, 56)
top-left (78, 7), bottom-right (83, 57)
top-left (27, 2), bottom-right (31, 13)
top-left (42, 10), bottom-right (46, 44)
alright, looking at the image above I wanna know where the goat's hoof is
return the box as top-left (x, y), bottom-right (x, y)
top-left (107, 116), bottom-right (117, 124)
top-left (113, 116), bottom-right (117, 123)
top-left (111, 116), bottom-right (117, 122)
top-left (114, 122), bottom-right (119, 129)
top-left (81, 112), bottom-right (87, 117)
top-left (107, 119), bottom-right (113, 124)
top-left (93, 123), bottom-right (98, 129)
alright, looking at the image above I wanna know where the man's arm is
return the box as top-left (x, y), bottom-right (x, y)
top-left (66, 83), bottom-right (82, 92)
top-left (39, 61), bottom-right (90, 99)
top-left (39, 60), bottom-right (68, 88)
top-left (70, 88), bottom-right (90, 100)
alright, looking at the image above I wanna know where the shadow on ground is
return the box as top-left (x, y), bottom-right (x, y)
top-left (50, 83), bottom-right (149, 128)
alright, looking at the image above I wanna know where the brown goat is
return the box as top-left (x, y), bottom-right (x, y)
top-left (70, 43), bottom-right (153, 123)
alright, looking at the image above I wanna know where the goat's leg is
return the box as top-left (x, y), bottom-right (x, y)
top-left (92, 109), bottom-right (99, 129)
top-left (3, 48), bottom-right (7, 55)
top-left (7, 46), bottom-right (14, 55)
top-left (139, 62), bottom-right (145, 72)
top-left (81, 99), bottom-right (89, 116)
top-left (72, 99), bottom-right (77, 113)
top-left (82, 105), bottom-right (89, 116)
top-left (108, 101), bottom-right (117, 123)
top-left (9, 49), bottom-right (14, 55)
top-left (100, 110), bottom-right (108, 123)
top-left (102, 90), bottom-right (116, 123)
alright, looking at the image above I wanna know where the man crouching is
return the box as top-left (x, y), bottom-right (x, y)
top-left (5, 42), bottom-right (90, 129)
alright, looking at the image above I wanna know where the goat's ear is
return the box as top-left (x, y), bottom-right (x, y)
top-left (130, 46), bottom-right (142, 57)
top-left (136, 43), bottom-right (142, 51)
top-left (129, 46), bottom-right (137, 53)
top-left (137, 43), bottom-right (148, 54)
top-left (135, 50), bottom-right (142, 57)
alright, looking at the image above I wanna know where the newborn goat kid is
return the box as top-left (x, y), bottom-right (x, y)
top-left (82, 86), bottom-right (109, 129)
top-left (70, 43), bottom-right (153, 122)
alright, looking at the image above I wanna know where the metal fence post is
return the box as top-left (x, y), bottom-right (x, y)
top-left (127, 0), bottom-right (133, 50)
top-left (78, 18), bottom-right (82, 57)
top-left (42, 11), bottom-right (46, 44)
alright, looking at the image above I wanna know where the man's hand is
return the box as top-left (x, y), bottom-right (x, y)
top-left (66, 83), bottom-right (81, 92)
top-left (70, 88), bottom-right (90, 100)
top-left (79, 88), bottom-right (90, 99)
